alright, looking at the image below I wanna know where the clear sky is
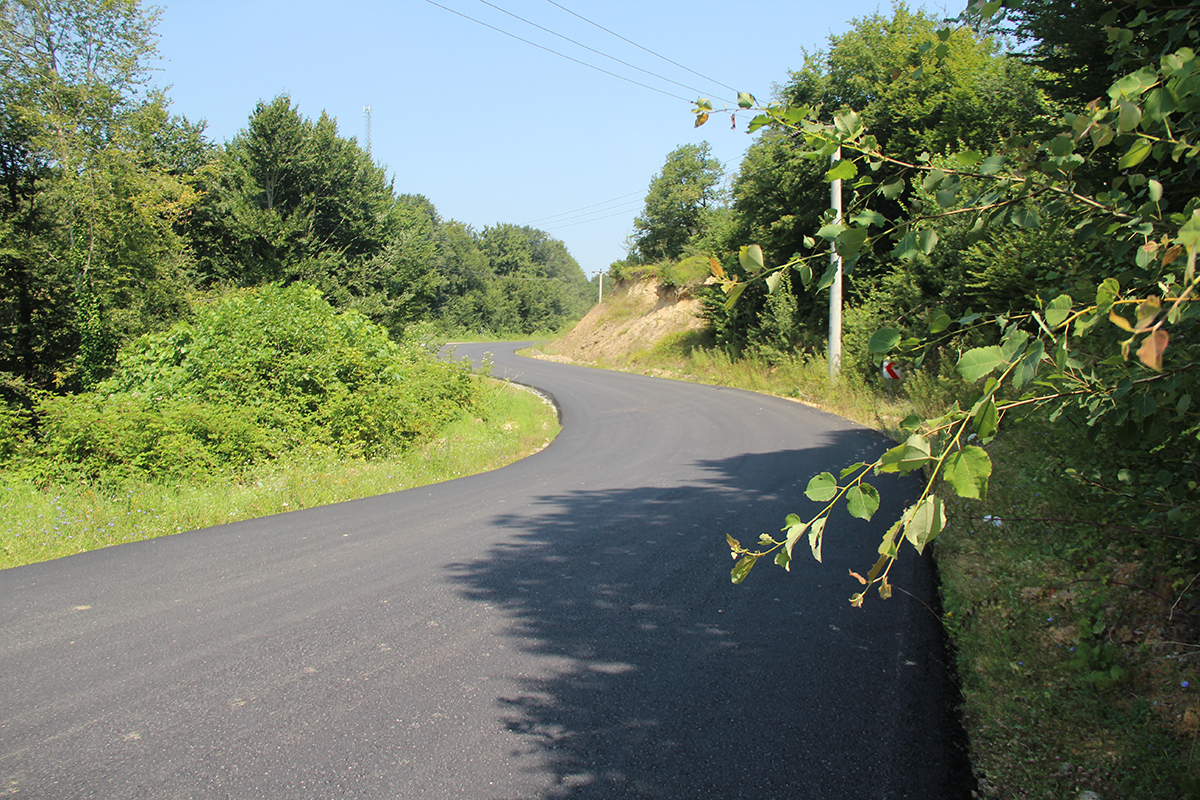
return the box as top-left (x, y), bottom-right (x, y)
top-left (151, 0), bottom-right (935, 277)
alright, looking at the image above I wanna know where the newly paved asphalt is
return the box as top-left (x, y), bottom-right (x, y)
top-left (1, 343), bottom-right (969, 799)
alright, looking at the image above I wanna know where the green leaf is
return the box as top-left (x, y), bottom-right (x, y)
top-left (817, 223), bottom-right (845, 241)
top-left (903, 495), bottom-right (948, 555)
top-left (1049, 135), bottom-right (1075, 157)
top-left (851, 209), bottom-right (887, 228)
top-left (846, 483), bottom-right (881, 521)
top-left (783, 513), bottom-right (807, 568)
top-left (826, 158), bottom-right (858, 182)
top-left (840, 462), bottom-right (868, 478)
top-left (980, 155), bottom-right (1005, 174)
top-left (739, 244), bottom-right (764, 273)
top-left (805, 472), bottom-right (838, 502)
top-left (868, 327), bottom-right (902, 355)
top-left (957, 346), bottom-right (1006, 382)
top-left (815, 260), bottom-right (840, 291)
top-left (731, 554), bottom-right (758, 584)
top-left (835, 226), bottom-right (869, 259)
top-left (922, 169), bottom-right (946, 191)
top-left (1117, 99), bottom-right (1142, 133)
top-left (833, 110), bottom-right (863, 138)
top-left (943, 447), bottom-right (993, 500)
top-left (972, 397), bottom-right (999, 442)
top-left (765, 271), bottom-right (783, 294)
top-left (1118, 138), bottom-right (1153, 169)
top-left (1096, 278), bottom-right (1120, 314)
top-left (1045, 294), bottom-right (1073, 328)
top-left (1010, 207), bottom-right (1041, 229)
top-left (737, 92), bottom-right (756, 109)
top-left (1176, 212), bottom-right (1200, 251)
top-left (919, 228), bottom-right (939, 255)
top-left (892, 232), bottom-right (920, 261)
top-left (930, 311), bottom-right (953, 334)
top-left (747, 114), bottom-right (772, 134)
top-left (1013, 341), bottom-right (1045, 389)
top-left (878, 434), bottom-right (932, 474)
top-left (880, 178), bottom-right (905, 199)
top-left (954, 150), bottom-right (983, 169)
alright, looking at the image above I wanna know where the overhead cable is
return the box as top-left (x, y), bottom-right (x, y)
top-left (421, 0), bottom-right (694, 103)
top-left (475, 0), bottom-right (730, 103)
top-left (523, 191), bottom-right (645, 225)
top-left (544, 0), bottom-right (739, 95)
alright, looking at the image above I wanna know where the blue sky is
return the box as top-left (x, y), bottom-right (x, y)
top-left (151, 0), bottom-right (937, 276)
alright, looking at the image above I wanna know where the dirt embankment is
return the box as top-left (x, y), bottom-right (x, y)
top-left (533, 278), bottom-right (705, 365)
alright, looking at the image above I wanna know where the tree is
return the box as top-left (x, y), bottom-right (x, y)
top-left (705, 0), bottom-right (1200, 602)
top-left (701, 3), bottom-right (1053, 360)
top-left (187, 96), bottom-right (396, 287)
top-left (631, 142), bottom-right (724, 263)
top-left (0, 0), bottom-right (194, 391)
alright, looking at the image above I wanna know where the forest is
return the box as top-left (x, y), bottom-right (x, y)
top-left (0, 0), bottom-right (593, 396)
top-left (0, 0), bottom-right (595, 488)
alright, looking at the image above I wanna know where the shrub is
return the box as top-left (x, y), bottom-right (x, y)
top-left (32, 284), bottom-right (481, 486)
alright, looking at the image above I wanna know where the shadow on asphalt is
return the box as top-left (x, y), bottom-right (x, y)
top-left (447, 431), bottom-right (974, 800)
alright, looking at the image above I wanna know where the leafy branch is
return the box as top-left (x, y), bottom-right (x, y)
top-left (703, 21), bottom-right (1200, 603)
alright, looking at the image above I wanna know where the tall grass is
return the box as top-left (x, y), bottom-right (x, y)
top-left (0, 380), bottom-right (558, 569)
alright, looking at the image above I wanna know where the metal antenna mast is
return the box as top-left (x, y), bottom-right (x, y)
top-left (363, 105), bottom-right (372, 154)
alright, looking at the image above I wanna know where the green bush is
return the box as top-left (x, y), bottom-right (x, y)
top-left (31, 284), bottom-right (481, 486)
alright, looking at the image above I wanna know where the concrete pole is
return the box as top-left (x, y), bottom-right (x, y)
top-left (829, 147), bottom-right (843, 380)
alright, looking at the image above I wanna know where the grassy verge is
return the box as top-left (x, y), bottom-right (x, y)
top-left (0, 379), bottom-right (558, 570)
top-left (937, 416), bottom-right (1199, 799)
top-left (538, 327), bottom-right (1200, 799)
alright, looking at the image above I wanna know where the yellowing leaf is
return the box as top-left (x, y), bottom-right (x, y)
top-left (808, 516), bottom-right (827, 563)
top-left (1137, 329), bottom-right (1169, 371)
top-left (1135, 297), bottom-right (1161, 331)
top-left (731, 554), bottom-right (758, 584)
top-left (710, 257), bottom-right (726, 281)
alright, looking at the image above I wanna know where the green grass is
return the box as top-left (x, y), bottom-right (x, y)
top-left (540, 328), bottom-right (949, 434)
top-left (0, 379), bottom-right (558, 569)
top-left (936, 416), bottom-right (1200, 799)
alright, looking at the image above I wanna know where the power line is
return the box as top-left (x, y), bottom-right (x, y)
top-left (420, 0), bottom-right (694, 103)
top-left (474, 0), bottom-right (729, 103)
top-left (522, 191), bottom-right (644, 225)
top-left (540, 205), bottom-right (644, 231)
top-left (543, 0), bottom-right (739, 95)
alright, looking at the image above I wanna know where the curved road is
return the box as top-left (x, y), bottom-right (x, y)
top-left (1, 343), bottom-right (968, 799)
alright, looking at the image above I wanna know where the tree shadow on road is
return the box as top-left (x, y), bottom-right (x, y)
top-left (447, 430), bottom-right (972, 800)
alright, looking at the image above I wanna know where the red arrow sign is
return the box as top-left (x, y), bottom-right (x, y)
top-left (882, 361), bottom-right (902, 380)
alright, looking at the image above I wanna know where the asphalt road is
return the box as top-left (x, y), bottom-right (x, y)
top-left (1, 343), bottom-right (970, 799)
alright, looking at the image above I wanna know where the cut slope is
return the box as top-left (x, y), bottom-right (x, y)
top-left (538, 278), bottom-right (705, 364)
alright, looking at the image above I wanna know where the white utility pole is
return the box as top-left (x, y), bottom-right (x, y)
top-left (363, 106), bottom-right (372, 154)
top-left (829, 147), bottom-right (843, 380)
top-left (598, 272), bottom-right (603, 305)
